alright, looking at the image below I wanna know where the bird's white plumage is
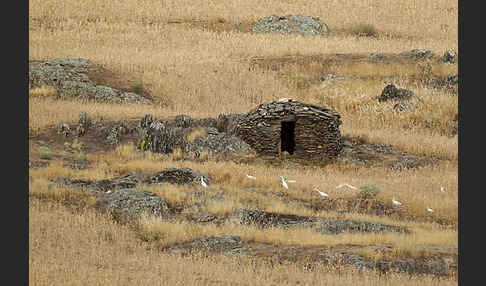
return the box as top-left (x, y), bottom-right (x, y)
top-left (201, 177), bottom-right (208, 188)
top-left (336, 183), bottom-right (357, 190)
top-left (313, 187), bottom-right (328, 197)
top-left (427, 207), bottom-right (434, 213)
top-left (246, 175), bottom-right (256, 180)
top-left (440, 186), bottom-right (446, 193)
top-left (392, 198), bottom-right (402, 206)
top-left (286, 179), bottom-right (296, 183)
top-left (280, 176), bottom-right (288, 189)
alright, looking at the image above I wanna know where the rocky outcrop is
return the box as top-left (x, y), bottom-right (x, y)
top-left (150, 167), bottom-right (210, 185)
top-left (377, 84), bottom-right (419, 102)
top-left (138, 115), bottom-right (253, 157)
top-left (95, 188), bottom-right (170, 219)
top-left (441, 50), bottom-right (457, 64)
top-left (400, 49), bottom-right (435, 60)
top-left (29, 58), bottom-right (151, 104)
top-left (252, 15), bottom-right (329, 36)
top-left (237, 209), bottom-right (408, 234)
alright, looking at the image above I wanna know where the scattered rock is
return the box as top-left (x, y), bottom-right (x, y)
top-left (393, 101), bottom-right (416, 112)
top-left (51, 172), bottom-right (150, 193)
top-left (319, 74), bottom-right (345, 81)
top-left (252, 15), bottom-right (329, 36)
top-left (186, 128), bottom-right (254, 157)
top-left (76, 112), bottom-right (92, 137)
top-left (377, 84), bottom-right (419, 102)
top-left (400, 49), bottom-right (435, 60)
top-left (138, 116), bottom-right (253, 157)
top-left (441, 50), bottom-right (457, 64)
top-left (94, 188), bottom-right (170, 219)
top-left (369, 53), bottom-right (386, 62)
top-left (58, 123), bottom-right (71, 137)
top-left (150, 167), bottom-right (211, 185)
top-left (429, 73), bottom-right (458, 90)
top-left (237, 209), bottom-right (408, 234)
top-left (174, 114), bottom-right (193, 128)
top-left (170, 234), bottom-right (243, 252)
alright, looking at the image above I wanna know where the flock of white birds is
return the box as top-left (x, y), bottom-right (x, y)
top-left (198, 174), bottom-right (446, 214)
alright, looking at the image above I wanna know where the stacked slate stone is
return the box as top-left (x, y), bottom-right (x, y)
top-left (233, 99), bottom-right (343, 160)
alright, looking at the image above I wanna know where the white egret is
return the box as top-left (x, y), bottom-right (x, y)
top-left (201, 177), bottom-right (208, 188)
top-left (313, 187), bottom-right (328, 198)
top-left (280, 176), bottom-right (288, 190)
top-left (440, 186), bottom-right (446, 193)
top-left (336, 183), bottom-right (358, 190)
top-left (392, 198), bottom-right (402, 206)
top-left (246, 175), bottom-right (256, 180)
top-left (427, 207), bottom-right (434, 213)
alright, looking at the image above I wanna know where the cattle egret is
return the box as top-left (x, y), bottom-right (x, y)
top-left (287, 179), bottom-right (296, 183)
top-left (440, 186), bottom-right (446, 193)
top-left (280, 176), bottom-right (289, 190)
top-left (313, 187), bottom-right (328, 198)
top-left (201, 177), bottom-right (208, 188)
top-left (392, 198), bottom-right (402, 206)
top-left (427, 207), bottom-right (434, 213)
top-left (246, 175), bottom-right (256, 180)
top-left (336, 183), bottom-right (358, 190)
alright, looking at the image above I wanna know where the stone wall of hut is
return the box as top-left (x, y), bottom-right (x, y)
top-left (234, 100), bottom-right (343, 160)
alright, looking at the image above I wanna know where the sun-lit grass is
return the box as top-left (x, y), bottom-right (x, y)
top-left (186, 127), bottom-right (207, 143)
top-left (29, 0), bottom-right (457, 283)
top-left (30, 198), bottom-right (457, 285)
top-left (29, 85), bottom-right (57, 97)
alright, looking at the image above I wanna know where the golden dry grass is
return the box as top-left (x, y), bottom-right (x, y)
top-left (29, 0), bottom-right (458, 283)
top-left (30, 198), bottom-right (457, 286)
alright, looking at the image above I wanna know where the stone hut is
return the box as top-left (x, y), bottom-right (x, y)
top-left (233, 98), bottom-right (343, 160)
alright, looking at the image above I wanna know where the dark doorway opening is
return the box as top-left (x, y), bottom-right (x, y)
top-left (280, 121), bottom-right (295, 155)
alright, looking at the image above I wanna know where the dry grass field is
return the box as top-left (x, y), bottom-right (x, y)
top-left (29, 0), bottom-right (458, 284)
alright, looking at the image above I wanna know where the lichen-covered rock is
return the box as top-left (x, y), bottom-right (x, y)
top-left (174, 114), bottom-right (193, 128)
top-left (76, 112), bottom-right (92, 137)
top-left (393, 101), bottom-right (416, 112)
top-left (58, 123), bottom-right (71, 137)
top-left (186, 128), bottom-right (254, 157)
top-left (149, 167), bottom-right (210, 185)
top-left (252, 15), bottom-right (329, 36)
top-left (237, 209), bottom-right (408, 234)
top-left (377, 84), bottom-right (416, 102)
top-left (95, 188), bottom-right (169, 219)
top-left (170, 235), bottom-right (242, 252)
top-left (400, 49), bottom-right (435, 60)
top-left (442, 50), bottom-right (457, 64)
top-left (138, 115), bottom-right (253, 157)
top-left (29, 58), bottom-right (151, 104)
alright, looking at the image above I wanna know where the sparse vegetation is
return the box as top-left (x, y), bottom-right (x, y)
top-left (131, 82), bottom-right (144, 94)
top-left (358, 184), bottom-right (381, 199)
top-left (350, 23), bottom-right (378, 37)
top-left (38, 146), bottom-right (51, 159)
top-left (29, 0), bottom-right (458, 284)
top-left (29, 127), bottom-right (38, 139)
